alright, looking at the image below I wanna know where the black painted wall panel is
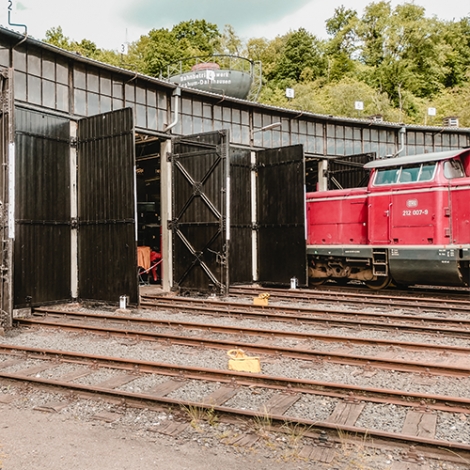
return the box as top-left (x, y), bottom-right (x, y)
top-left (78, 107), bottom-right (138, 304)
top-left (14, 108), bottom-right (71, 307)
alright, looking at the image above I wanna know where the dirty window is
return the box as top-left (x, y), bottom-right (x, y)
top-left (444, 159), bottom-right (465, 179)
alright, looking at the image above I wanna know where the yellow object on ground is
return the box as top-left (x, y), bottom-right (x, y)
top-left (253, 292), bottom-right (270, 306)
top-left (227, 349), bottom-right (261, 373)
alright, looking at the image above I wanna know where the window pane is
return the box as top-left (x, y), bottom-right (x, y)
top-left (28, 52), bottom-right (41, 76)
top-left (419, 163), bottom-right (436, 181)
top-left (101, 95), bottom-right (112, 113)
top-left (113, 98), bottom-right (124, 110)
top-left (57, 84), bottom-right (69, 112)
top-left (57, 61), bottom-right (68, 84)
top-left (147, 89), bottom-right (156, 107)
top-left (125, 83), bottom-right (135, 103)
top-left (136, 104), bottom-right (147, 127)
top-left (88, 72), bottom-right (99, 92)
top-left (375, 168), bottom-right (399, 185)
top-left (444, 160), bottom-right (465, 179)
top-left (100, 75), bottom-right (112, 96)
top-left (42, 54), bottom-right (55, 80)
top-left (136, 86), bottom-right (146, 104)
top-left (42, 80), bottom-right (55, 107)
top-left (74, 66), bottom-right (86, 89)
top-left (113, 81), bottom-right (124, 100)
top-left (14, 70), bottom-right (26, 101)
top-left (88, 92), bottom-right (100, 115)
top-left (27, 75), bottom-right (41, 104)
top-left (399, 166), bottom-right (419, 183)
top-left (74, 88), bottom-right (87, 115)
top-left (13, 48), bottom-right (26, 71)
top-left (0, 46), bottom-right (9, 67)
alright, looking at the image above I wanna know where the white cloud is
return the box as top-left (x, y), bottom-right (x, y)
top-left (0, 0), bottom-right (468, 50)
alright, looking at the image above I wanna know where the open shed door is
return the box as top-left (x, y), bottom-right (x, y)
top-left (229, 147), bottom-right (252, 284)
top-left (171, 131), bottom-right (229, 294)
top-left (14, 108), bottom-right (72, 308)
top-left (257, 144), bottom-right (306, 285)
top-left (77, 108), bottom-right (138, 304)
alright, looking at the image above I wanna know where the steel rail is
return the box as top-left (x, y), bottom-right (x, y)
top-left (29, 308), bottom-right (470, 356)
top-left (1, 343), bottom-right (470, 454)
top-left (229, 285), bottom-right (470, 312)
top-left (15, 314), bottom-right (470, 377)
top-left (138, 297), bottom-right (470, 337)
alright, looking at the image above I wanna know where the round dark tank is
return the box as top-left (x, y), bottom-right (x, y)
top-left (164, 55), bottom-right (262, 101)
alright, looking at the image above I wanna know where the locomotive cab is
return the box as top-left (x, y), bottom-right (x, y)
top-left (307, 148), bottom-right (470, 289)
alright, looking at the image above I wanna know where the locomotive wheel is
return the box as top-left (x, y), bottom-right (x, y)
top-left (365, 275), bottom-right (391, 290)
top-left (309, 278), bottom-right (326, 286)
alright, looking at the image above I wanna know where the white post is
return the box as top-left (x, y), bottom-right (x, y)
top-left (160, 139), bottom-right (173, 292)
top-left (317, 159), bottom-right (328, 191)
top-left (70, 121), bottom-right (78, 299)
top-left (251, 150), bottom-right (258, 282)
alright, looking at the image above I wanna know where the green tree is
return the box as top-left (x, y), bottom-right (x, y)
top-left (44, 27), bottom-right (121, 65)
top-left (217, 25), bottom-right (242, 55)
top-left (440, 17), bottom-right (470, 88)
top-left (130, 20), bottom-right (222, 77)
top-left (44, 26), bottom-right (71, 50)
top-left (325, 6), bottom-right (359, 80)
top-left (172, 19), bottom-right (221, 55)
top-left (269, 28), bottom-right (325, 82)
top-left (356, 2), bottom-right (450, 109)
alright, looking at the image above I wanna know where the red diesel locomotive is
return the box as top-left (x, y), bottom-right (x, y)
top-left (306, 148), bottom-right (470, 289)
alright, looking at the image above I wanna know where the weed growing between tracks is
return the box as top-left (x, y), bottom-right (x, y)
top-left (181, 405), bottom-right (218, 431)
top-left (250, 407), bottom-right (273, 441)
top-left (333, 430), bottom-right (392, 470)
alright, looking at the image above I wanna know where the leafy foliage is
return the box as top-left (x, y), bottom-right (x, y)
top-left (43, 1), bottom-right (470, 126)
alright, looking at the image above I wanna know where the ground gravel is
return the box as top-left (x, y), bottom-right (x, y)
top-left (1, 295), bottom-right (470, 469)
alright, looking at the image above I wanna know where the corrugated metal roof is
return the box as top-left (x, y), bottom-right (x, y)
top-left (364, 148), bottom-right (470, 169)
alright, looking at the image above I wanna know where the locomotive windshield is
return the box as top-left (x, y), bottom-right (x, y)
top-left (374, 162), bottom-right (436, 186)
top-left (443, 159), bottom-right (465, 179)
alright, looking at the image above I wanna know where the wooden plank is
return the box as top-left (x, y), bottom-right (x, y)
top-left (402, 411), bottom-right (437, 438)
top-left (230, 433), bottom-right (260, 447)
top-left (92, 411), bottom-right (121, 423)
top-left (202, 386), bottom-right (238, 406)
top-left (391, 462), bottom-right (427, 470)
top-left (95, 374), bottom-right (137, 389)
top-left (59, 368), bottom-right (92, 382)
top-left (0, 359), bottom-right (23, 369)
top-left (14, 364), bottom-right (54, 376)
top-left (147, 379), bottom-right (185, 397)
top-left (309, 446), bottom-right (336, 463)
top-left (298, 445), bottom-right (314, 459)
top-left (0, 394), bottom-right (15, 404)
top-left (33, 400), bottom-right (70, 413)
top-left (258, 393), bottom-right (300, 415)
top-left (154, 422), bottom-right (189, 436)
top-left (327, 402), bottom-right (365, 426)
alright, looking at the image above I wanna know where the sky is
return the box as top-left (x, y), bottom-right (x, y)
top-left (1, 0), bottom-right (469, 51)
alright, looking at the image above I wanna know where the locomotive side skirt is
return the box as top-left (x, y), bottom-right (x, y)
top-left (388, 247), bottom-right (469, 287)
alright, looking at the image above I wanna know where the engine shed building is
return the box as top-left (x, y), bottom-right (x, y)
top-left (0, 26), bottom-right (469, 326)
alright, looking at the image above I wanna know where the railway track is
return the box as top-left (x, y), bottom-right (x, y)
top-left (139, 294), bottom-right (470, 338)
top-left (228, 285), bottom-right (470, 313)
top-left (2, 296), bottom-right (470, 467)
top-left (1, 340), bottom-right (470, 460)
top-left (21, 308), bottom-right (470, 377)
